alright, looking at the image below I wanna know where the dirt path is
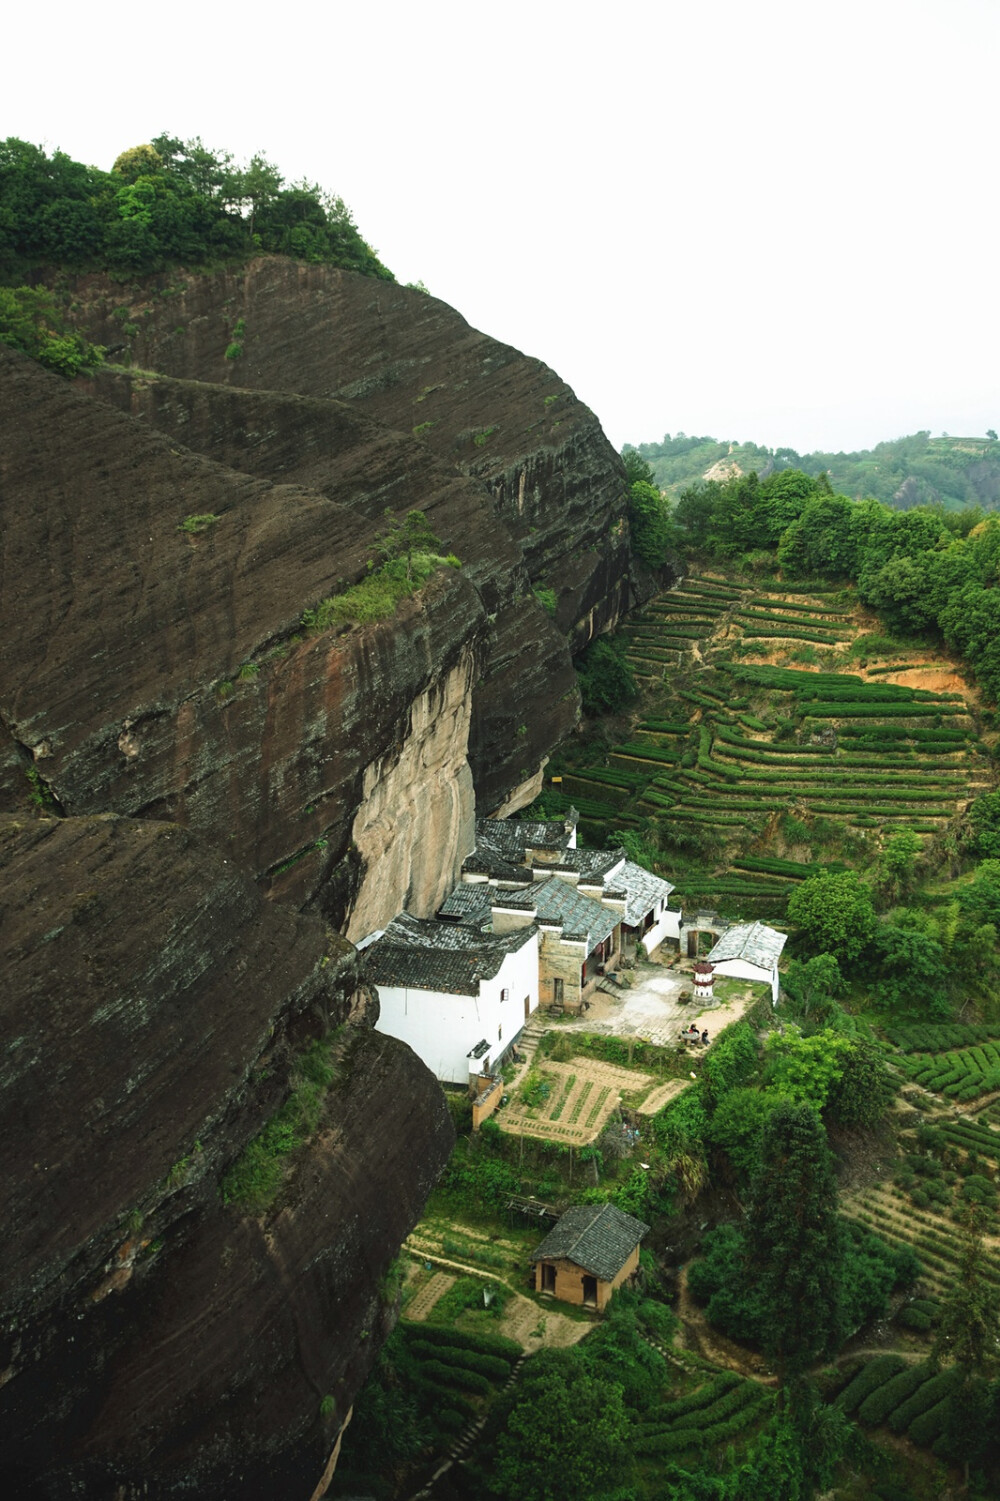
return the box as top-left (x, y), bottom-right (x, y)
top-left (637, 1077), bottom-right (691, 1115)
top-left (675, 1267), bottom-right (776, 1385)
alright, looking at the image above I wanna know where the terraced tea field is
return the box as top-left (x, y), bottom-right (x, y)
top-left (845, 1180), bottom-right (1000, 1302)
top-left (548, 574), bottom-right (992, 914)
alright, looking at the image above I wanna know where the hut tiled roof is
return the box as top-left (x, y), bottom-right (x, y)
top-left (530, 1203), bottom-right (649, 1281)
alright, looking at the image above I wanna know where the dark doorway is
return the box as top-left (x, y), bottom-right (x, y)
top-left (541, 1263), bottom-right (556, 1293)
top-left (582, 1275), bottom-right (598, 1307)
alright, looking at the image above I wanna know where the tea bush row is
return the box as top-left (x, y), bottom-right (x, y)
top-left (856, 1361), bottom-right (933, 1424)
top-left (836, 1354), bottom-right (908, 1413)
top-left (407, 1341), bottom-right (512, 1381)
top-left (887, 1365), bottom-right (965, 1433)
top-left (400, 1322), bottom-right (521, 1361)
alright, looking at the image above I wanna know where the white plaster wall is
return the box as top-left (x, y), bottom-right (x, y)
top-left (374, 931), bottom-right (539, 1084)
top-left (641, 905), bottom-right (681, 954)
top-left (713, 956), bottom-right (779, 1003)
top-left (480, 931), bottom-right (540, 1041)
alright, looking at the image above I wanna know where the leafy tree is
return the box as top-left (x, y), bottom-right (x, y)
top-left (0, 285), bottom-right (103, 376)
top-left (492, 1349), bottom-right (631, 1501)
top-left (786, 870), bottom-right (876, 963)
top-left (967, 794), bottom-right (1000, 859)
top-left (781, 952), bottom-right (843, 1020)
top-left (869, 922), bottom-right (949, 1017)
top-left (112, 142), bottom-right (164, 181)
top-left (763, 1027), bottom-right (852, 1112)
top-left (870, 828), bottom-right (922, 909)
top-left (957, 859), bottom-right (1000, 926)
top-left (705, 1086), bottom-right (785, 1182)
top-left (372, 508), bottom-right (444, 580)
top-left (628, 479), bottom-right (677, 567)
top-left (744, 1101), bottom-right (843, 1382)
top-left (700, 1020), bottom-right (760, 1105)
top-left (824, 1042), bottom-right (896, 1128)
top-left (932, 1209), bottom-right (1000, 1374)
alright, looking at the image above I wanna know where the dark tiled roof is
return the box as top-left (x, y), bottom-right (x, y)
top-left (548, 848), bottom-right (626, 883)
top-left (365, 913), bottom-right (535, 996)
top-left (493, 877), bottom-right (618, 949)
top-left (708, 921), bottom-right (787, 969)
top-left (530, 1202), bottom-right (649, 1281)
top-left (437, 883), bottom-right (494, 929)
top-left (462, 816), bottom-right (575, 879)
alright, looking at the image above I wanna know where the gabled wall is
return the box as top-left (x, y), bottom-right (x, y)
top-left (374, 932), bottom-right (539, 1084)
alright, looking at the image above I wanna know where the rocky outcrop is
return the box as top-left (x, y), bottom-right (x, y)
top-left (0, 346), bottom-right (489, 929)
top-left (0, 813), bottom-right (453, 1498)
top-left (79, 363), bottom-right (579, 820)
top-left (71, 257), bottom-right (632, 652)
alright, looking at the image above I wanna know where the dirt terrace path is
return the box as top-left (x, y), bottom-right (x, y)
top-left (675, 1267), bottom-right (776, 1386)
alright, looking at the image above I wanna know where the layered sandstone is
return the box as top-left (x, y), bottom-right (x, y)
top-left (0, 813), bottom-right (453, 1498)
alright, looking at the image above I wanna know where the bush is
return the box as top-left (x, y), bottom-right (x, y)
top-left (856, 1361), bottom-right (932, 1425)
top-left (908, 1395), bottom-right (955, 1447)
top-left (888, 1366), bottom-right (965, 1433)
top-left (836, 1354), bottom-right (907, 1414)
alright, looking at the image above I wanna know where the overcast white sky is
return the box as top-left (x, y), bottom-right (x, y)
top-left (7, 0), bottom-right (998, 454)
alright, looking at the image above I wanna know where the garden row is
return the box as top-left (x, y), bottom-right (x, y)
top-left (633, 1371), bottom-right (773, 1457)
top-left (835, 1354), bottom-right (965, 1452)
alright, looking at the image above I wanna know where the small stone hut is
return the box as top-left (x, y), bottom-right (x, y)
top-left (530, 1202), bottom-right (649, 1311)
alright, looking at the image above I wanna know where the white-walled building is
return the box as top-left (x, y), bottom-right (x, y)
top-left (363, 913), bottom-right (539, 1085)
top-left (707, 921), bottom-right (787, 1004)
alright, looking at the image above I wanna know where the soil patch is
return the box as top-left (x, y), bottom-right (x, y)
top-left (498, 1292), bottom-right (593, 1352)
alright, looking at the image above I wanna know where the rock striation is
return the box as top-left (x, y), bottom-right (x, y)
top-left (0, 812), bottom-right (453, 1498)
top-left (0, 259), bottom-right (637, 1497)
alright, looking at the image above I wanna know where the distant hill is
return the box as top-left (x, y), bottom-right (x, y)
top-left (628, 430), bottom-right (1000, 511)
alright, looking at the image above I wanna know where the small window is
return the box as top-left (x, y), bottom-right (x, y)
top-left (501, 988), bottom-right (509, 1004)
top-left (498, 1024), bottom-right (502, 1040)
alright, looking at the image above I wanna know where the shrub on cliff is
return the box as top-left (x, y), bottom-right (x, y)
top-left (576, 637), bottom-right (637, 717)
top-left (0, 285), bottom-right (103, 376)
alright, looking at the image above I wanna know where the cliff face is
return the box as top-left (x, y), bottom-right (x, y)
top-left (72, 259), bottom-right (630, 648)
top-left (0, 259), bottom-right (635, 1497)
top-left (0, 813), bottom-right (453, 1498)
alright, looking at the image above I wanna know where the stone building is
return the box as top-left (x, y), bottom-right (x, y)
top-left (530, 1202), bottom-right (649, 1311)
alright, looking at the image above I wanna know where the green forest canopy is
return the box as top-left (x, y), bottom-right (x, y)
top-left (0, 134), bottom-right (393, 284)
top-left (628, 429), bottom-right (1000, 512)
